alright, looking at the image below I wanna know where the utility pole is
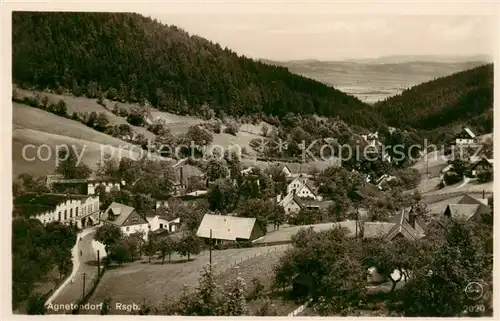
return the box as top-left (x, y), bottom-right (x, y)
top-left (97, 250), bottom-right (100, 277)
top-left (355, 203), bottom-right (359, 239)
top-left (82, 272), bottom-right (87, 299)
top-left (209, 229), bottom-right (212, 271)
top-left (425, 149), bottom-right (429, 179)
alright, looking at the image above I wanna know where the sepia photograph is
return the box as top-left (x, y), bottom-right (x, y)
top-left (7, 1), bottom-right (497, 317)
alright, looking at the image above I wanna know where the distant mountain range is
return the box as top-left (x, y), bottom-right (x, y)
top-left (375, 64), bottom-right (493, 143)
top-left (260, 55), bottom-right (491, 103)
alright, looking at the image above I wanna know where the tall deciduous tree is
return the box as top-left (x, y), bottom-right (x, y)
top-left (94, 224), bottom-right (123, 253)
top-left (56, 148), bottom-right (92, 179)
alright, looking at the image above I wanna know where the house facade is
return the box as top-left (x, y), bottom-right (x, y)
top-left (102, 202), bottom-right (150, 239)
top-left (470, 157), bottom-right (493, 177)
top-left (454, 127), bottom-right (476, 146)
top-left (146, 215), bottom-right (180, 233)
top-left (279, 193), bottom-right (303, 214)
top-left (16, 193), bottom-right (100, 228)
top-left (286, 175), bottom-right (321, 201)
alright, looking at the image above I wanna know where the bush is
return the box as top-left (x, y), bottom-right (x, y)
top-left (97, 95), bottom-right (106, 107)
top-left (127, 110), bottom-right (145, 126)
top-left (52, 99), bottom-right (68, 117)
top-left (224, 123), bottom-right (239, 136)
top-left (248, 278), bottom-right (265, 301)
top-left (443, 171), bottom-right (462, 186)
top-left (112, 103), bottom-right (120, 115)
top-left (119, 107), bottom-right (129, 117)
top-left (477, 171), bottom-right (492, 183)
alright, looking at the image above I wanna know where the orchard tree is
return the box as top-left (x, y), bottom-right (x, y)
top-left (158, 235), bottom-right (177, 264)
top-left (274, 226), bottom-right (367, 314)
top-left (144, 234), bottom-right (157, 263)
top-left (177, 234), bottom-right (202, 261)
top-left (109, 241), bottom-right (132, 266)
top-left (362, 238), bottom-right (420, 292)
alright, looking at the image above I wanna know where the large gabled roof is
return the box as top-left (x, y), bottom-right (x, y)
top-left (102, 202), bottom-right (144, 227)
top-left (463, 127), bottom-right (476, 139)
top-left (362, 222), bottom-right (396, 239)
top-left (14, 193), bottom-right (93, 216)
top-left (197, 214), bottom-right (257, 241)
top-left (444, 204), bottom-right (481, 221)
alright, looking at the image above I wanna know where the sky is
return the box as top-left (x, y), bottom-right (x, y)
top-left (150, 13), bottom-right (497, 61)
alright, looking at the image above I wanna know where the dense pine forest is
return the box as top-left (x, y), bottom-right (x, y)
top-left (12, 12), bottom-right (383, 130)
top-left (375, 64), bottom-right (493, 141)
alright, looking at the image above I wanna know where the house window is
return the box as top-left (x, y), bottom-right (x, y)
top-left (64, 210), bottom-right (67, 220)
top-left (58, 212), bottom-right (61, 221)
top-left (70, 209), bottom-right (73, 218)
top-left (76, 207), bottom-right (79, 216)
top-left (126, 227), bottom-right (130, 232)
top-left (160, 223), bottom-right (164, 229)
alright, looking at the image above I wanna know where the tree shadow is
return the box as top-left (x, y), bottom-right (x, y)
top-left (84, 260), bottom-right (99, 266)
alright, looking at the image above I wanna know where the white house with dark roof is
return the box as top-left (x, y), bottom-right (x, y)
top-left (286, 175), bottom-right (322, 201)
top-left (146, 213), bottom-right (180, 233)
top-left (102, 202), bottom-right (150, 239)
top-left (454, 127), bottom-right (476, 146)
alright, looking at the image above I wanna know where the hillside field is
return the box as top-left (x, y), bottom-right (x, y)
top-left (85, 244), bottom-right (290, 314)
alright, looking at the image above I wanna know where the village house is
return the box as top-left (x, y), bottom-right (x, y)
top-left (278, 192), bottom-right (332, 214)
top-left (454, 127), bottom-right (476, 146)
top-left (15, 193), bottom-right (100, 228)
top-left (470, 157), bottom-right (493, 177)
top-left (102, 202), bottom-right (150, 239)
top-left (362, 207), bottom-right (426, 242)
top-left (361, 131), bottom-right (382, 148)
top-left (349, 182), bottom-right (381, 202)
top-left (285, 175), bottom-right (322, 200)
top-left (426, 194), bottom-right (492, 231)
top-left (376, 174), bottom-right (397, 190)
top-left (146, 213), bottom-right (181, 233)
top-left (196, 213), bottom-right (265, 244)
top-left (46, 175), bottom-right (123, 195)
top-left (279, 164), bottom-right (293, 177)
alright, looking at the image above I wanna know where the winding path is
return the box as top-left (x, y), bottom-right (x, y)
top-left (45, 228), bottom-right (98, 311)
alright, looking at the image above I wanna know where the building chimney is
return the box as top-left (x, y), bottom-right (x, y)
top-left (408, 207), bottom-right (416, 228)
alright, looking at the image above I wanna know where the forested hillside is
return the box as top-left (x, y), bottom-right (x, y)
top-left (12, 12), bottom-right (382, 130)
top-left (375, 64), bottom-right (493, 139)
